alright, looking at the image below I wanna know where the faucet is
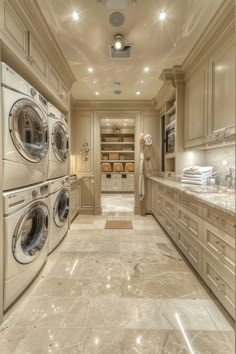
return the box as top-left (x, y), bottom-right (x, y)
top-left (225, 167), bottom-right (235, 189)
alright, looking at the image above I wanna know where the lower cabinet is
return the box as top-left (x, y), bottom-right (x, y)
top-left (148, 178), bottom-right (235, 319)
top-left (80, 176), bottom-right (94, 214)
top-left (101, 173), bottom-right (134, 192)
top-left (202, 252), bottom-right (235, 318)
top-left (176, 226), bottom-right (202, 274)
top-left (70, 179), bottom-right (80, 220)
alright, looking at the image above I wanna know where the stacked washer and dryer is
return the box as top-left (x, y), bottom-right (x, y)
top-left (1, 63), bottom-right (70, 310)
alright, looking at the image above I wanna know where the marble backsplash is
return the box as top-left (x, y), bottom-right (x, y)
top-left (205, 145), bottom-right (235, 175)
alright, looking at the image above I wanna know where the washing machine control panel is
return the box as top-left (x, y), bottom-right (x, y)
top-left (30, 87), bottom-right (37, 97)
top-left (32, 190), bottom-right (38, 198)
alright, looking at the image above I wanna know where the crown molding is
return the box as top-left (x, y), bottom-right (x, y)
top-left (15, 0), bottom-right (76, 89)
top-left (72, 100), bottom-right (156, 111)
top-left (182, 0), bottom-right (235, 76)
top-left (153, 66), bottom-right (183, 110)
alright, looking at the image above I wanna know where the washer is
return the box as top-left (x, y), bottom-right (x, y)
top-left (48, 176), bottom-right (69, 254)
top-left (1, 62), bottom-right (49, 191)
top-left (48, 102), bottom-right (69, 180)
top-left (3, 182), bottom-right (49, 310)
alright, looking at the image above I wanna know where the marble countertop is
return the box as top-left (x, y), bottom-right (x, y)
top-left (148, 176), bottom-right (235, 217)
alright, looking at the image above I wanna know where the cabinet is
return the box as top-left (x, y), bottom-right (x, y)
top-left (184, 63), bottom-right (208, 148)
top-left (0, 0), bottom-right (72, 110)
top-left (208, 35), bottom-right (235, 134)
top-left (148, 177), bottom-right (235, 318)
top-left (101, 173), bottom-right (134, 192)
top-left (70, 179), bottom-right (80, 221)
top-left (80, 176), bottom-right (94, 214)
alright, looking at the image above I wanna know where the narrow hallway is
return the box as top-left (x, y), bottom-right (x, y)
top-left (0, 210), bottom-right (234, 353)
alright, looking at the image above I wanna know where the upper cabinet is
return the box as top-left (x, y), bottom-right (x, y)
top-left (208, 35), bottom-right (235, 134)
top-left (0, 0), bottom-right (75, 111)
top-left (184, 63), bottom-right (208, 148)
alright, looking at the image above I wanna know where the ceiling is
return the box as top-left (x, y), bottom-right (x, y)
top-left (37, 0), bottom-right (223, 101)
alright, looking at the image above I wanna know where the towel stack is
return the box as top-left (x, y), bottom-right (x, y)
top-left (181, 166), bottom-right (214, 185)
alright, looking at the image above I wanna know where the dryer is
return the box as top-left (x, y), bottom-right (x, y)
top-left (3, 181), bottom-right (49, 310)
top-left (48, 102), bottom-right (69, 179)
top-left (1, 62), bottom-right (49, 191)
top-left (48, 176), bottom-right (69, 254)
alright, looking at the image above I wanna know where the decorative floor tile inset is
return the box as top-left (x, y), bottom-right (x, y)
top-left (105, 220), bottom-right (133, 229)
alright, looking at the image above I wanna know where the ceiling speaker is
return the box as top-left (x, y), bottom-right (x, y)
top-left (109, 12), bottom-right (125, 27)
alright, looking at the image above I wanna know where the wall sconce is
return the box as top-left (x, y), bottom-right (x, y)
top-left (80, 142), bottom-right (89, 161)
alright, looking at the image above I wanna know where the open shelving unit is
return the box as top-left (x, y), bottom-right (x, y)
top-left (100, 125), bottom-right (135, 192)
top-left (157, 67), bottom-right (184, 177)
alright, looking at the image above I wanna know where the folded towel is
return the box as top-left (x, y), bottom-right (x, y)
top-left (182, 171), bottom-right (213, 180)
top-left (183, 166), bottom-right (213, 175)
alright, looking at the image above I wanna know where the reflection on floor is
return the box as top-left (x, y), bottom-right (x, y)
top-left (101, 193), bottom-right (135, 213)
top-left (0, 201), bottom-right (234, 352)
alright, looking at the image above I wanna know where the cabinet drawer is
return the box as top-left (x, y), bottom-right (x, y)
top-left (202, 253), bottom-right (235, 319)
top-left (178, 192), bottom-right (203, 216)
top-left (164, 216), bottom-right (176, 241)
top-left (176, 226), bottom-right (202, 274)
top-left (203, 206), bottom-right (236, 237)
top-left (154, 207), bottom-right (165, 226)
top-left (156, 194), bottom-right (165, 209)
top-left (203, 221), bottom-right (235, 277)
top-left (177, 206), bottom-right (202, 242)
top-left (165, 199), bottom-right (176, 219)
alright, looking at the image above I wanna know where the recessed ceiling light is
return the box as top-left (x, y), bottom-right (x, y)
top-left (144, 67), bottom-right (150, 72)
top-left (124, 123), bottom-right (127, 126)
top-left (72, 11), bottom-right (80, 21)
top-left (125, 119), bottom-right (128, 121)
top-left (141, 80), bottom-right (144, 84)
top-left (114, 34), bottom-right (125, 50)
top-left (106, 118), bottom-right (109, 121)
top-left (107, 123), bottom-right (110, 126)
top-left (93, 80), bottom-right (96, 84)
top-left (136, 91), bottom-right (141, 95)
top-left (95, 91), bottom-right (100, 95)
top-left (88, 67), bottom-right (94, 73)
top-left (159, 11), bottom-right (167, 21)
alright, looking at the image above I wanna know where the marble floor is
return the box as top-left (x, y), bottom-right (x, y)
top-left (0, 196), bottom-right (235, 353)
top-left (101, 193), bottom-right (135, 213)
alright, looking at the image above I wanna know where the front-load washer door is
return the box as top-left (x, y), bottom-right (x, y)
top-left (9, 98), bottom-right (49, 162)
top-left (52, 122), bottom-right (69, 162)
top-left (53, 188), bottom-right (69, 227)
top-left (12, 202), bottom-right (49, 264)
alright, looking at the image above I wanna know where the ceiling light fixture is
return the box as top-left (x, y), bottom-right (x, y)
top-left (95, 91), bottom-right (100, 95)
top-left (144, 67), bottom-right (150, 72)
top-left (159, 10), bottom-right (167, 21)
top-left (136, 91), bottom-right (141, 95)
top-left (141, 80), bottom-right (144, 84)
top-left (72, 11), bottom-right (80, 21)
top-left (88, 67), bottom-right (94, 73)
top-left (114, 34), bottom-right (125, 50)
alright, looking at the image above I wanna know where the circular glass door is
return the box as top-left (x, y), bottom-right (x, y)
top-left (52, 122), bottom-right (69, 162)
top-left (9, 98), bottom-right (49, 162)
top-left (12, 202), bottom-right (49, 264)
top-left (54, 188), bottom-right (69, 227)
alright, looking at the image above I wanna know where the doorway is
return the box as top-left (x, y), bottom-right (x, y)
top-left (100, 117), bottom-right (135, 213)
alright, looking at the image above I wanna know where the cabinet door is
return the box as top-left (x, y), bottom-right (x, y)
top-left (208, 35), bottom-right (235, 133)
top-left (49, 65), bottom-right (60, 94)
top-left (1, 0), bottom-right (28, 56)
top-left (80, 177), bottom-right (94, 210)
top-left (28, 33), bottom-right (48, 81)
top-left (59, 81), bottom-right (69, 106)
top-left (184, 63), bottom-right (208, 148)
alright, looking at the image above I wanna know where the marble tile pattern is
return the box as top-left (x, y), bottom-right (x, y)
top-left (149, 176), bottom-right (235, 216)
top-left (0, 194), bottom-right (234, 353)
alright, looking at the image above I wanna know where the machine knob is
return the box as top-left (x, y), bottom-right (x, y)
top-left (32, 190), bottom-right (38, 198)
top-left (30, 88), bottom-right (37, 97)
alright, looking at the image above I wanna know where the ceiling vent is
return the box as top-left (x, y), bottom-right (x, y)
top-left (114, 90), bottom-right (122, 95)
top-left (109, 44), bottom-right (132, 59)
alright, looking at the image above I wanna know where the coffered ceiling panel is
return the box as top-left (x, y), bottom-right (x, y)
top-left (37, 0), bottom-right (223, 100)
